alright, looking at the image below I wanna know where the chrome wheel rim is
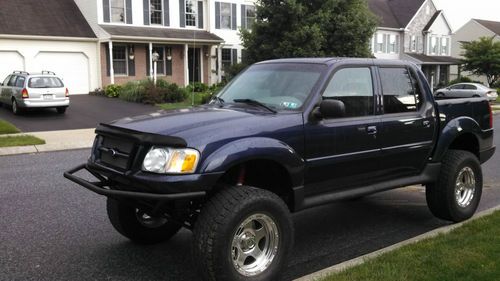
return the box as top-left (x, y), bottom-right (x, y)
top-left (231, 213), bottom-right (279, 276)
top-left (135, 209), bottom-right (168, 228)
top-left (455, 167), bottom-right (476, 208)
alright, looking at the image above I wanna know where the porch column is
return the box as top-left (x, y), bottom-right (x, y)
top-left (436, 65), bottom-right (441, 86)
top-left (184, 44), bottom-right (189, 86)
top-left (149, 43), bottom-right (153, 80)
top-left (109, 41), bottom-right (114, 84)
top-left (200, 46), bottom-right (204, 84)
top-left (217, 46), bottom-right (222, 83)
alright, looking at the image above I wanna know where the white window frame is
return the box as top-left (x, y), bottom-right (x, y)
top-left (153, 45), bottom-right (167, 75)
top-left (110, 0), bottom-right (126, 24)
top-left (150, 0), bottom-right (163, 25)
top-left (113, 45), bottom-right (129, 76)
top-left (185, 0), bottom-right (198, 27)
top-left (243, 5), bottom-right (255, 29)
top-left (219, 2), bottom-right (232, 30)
top-left (376, 33), bottom-right (384, 53)
top-left (389, 35), bottom-right (398, 54)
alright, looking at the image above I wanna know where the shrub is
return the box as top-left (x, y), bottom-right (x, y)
top-left (448, 76), bottom-right (473, 85)
top-left (141, 79), bottom-right (187, 105)
top-left (118, 81), bottom-right (148, 102)
top-left (187, 82), bottom-right (209, 93)
top-left (89, 88), bottom-right (106, 96)
top-left (105, 84), bottom-right (121, 98)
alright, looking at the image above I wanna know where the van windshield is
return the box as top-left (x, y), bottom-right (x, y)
top-left (28, 77), bottom-right (64, 88)
top-left (217, 63), bottom-right (325, 111)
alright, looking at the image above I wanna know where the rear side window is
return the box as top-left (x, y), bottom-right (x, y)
top-left (3, 76), bottom-right (11, 86)
top-left (380, 68), bottom-right (419, 114)
top-left (463, 84), bottom-right (477, 90)
top-left (450, 84), bottom-right (464, 90)
top-left (7, 75), bottom-right (17, 87)
top-left (28, 77), bottom-right (64, 88)
top-left (323, 67), bottom-right (374, 117)
top-left (15, 76), bottom-right (25, 88)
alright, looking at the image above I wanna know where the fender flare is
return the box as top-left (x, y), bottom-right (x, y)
top-left (432, 117), bottom-right (482, 162)
top-left (199, 137), bottom-right (305, 187)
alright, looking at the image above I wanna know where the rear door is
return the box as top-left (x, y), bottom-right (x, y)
top-left (4, 75), bottom-right (18, 103)
top-left (462, 84), bottom-right (478, 97)
top-left (377, 66), bottom-right (436, 179)
top-left (304, 65), bottom-right (383, 195)
top-left (0, 75), bottom-right (12, 102)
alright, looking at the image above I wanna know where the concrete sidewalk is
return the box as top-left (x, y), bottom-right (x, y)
top-left (0, 128), bottom-right (95, 156)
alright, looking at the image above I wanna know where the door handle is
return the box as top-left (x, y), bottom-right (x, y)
top-left (422, 120), bottom-right (431, 128)
top-left (366, 126), bottom-right (377, 135)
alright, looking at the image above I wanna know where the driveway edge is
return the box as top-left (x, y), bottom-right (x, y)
top-left (294, 204), bottom-right (500, 281)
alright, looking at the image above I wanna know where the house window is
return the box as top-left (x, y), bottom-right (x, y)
top-left (410, 35), bottom-right (417, 52)
top-left (243, 5), bottom-right (255, 29)
top-left (221, 49), bottom-right (233, 71)
top-left (388, 35), bottom-right (398, 53)
top-left (153, 46), bottom-right (166, 75)
top-left (431, 37), bottom-right (438, 54)
top-left (113, 45), bottom-right (128, 75)
top-left (441, 38), bottom-right (450, 55)
top-left (220, 2), bottom-right (232, 29)
top-left (185, 0), bottom-right (198, 27)
top-left (375, 33), bottom-right (384, 53)
top-left (111, 0), bottom-right (125, 23)
top-left (150, 0), bottom-right (163, 24)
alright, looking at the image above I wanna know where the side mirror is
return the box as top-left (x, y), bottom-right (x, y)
top-left (312, 99), bottom-right (346, 119)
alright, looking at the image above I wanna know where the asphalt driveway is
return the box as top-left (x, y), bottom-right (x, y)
top-left (0, 95), bottom-right (157, 132)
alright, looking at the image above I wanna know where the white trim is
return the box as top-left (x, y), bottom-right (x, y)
top-left (108, 35), bottom-right (223, 44)
top-left (109, 41), bottom-right (115, 84)
top-left (200, 47), bottom-right (204, 83)
top-left (184, 44), bottom-right (189, 86)
top-left (149, 43), bottom-right (154, 79)
top-left (149, 0), bottom-right (164, 25)
top-left (109, 0), bottom-right (127, 24)
top-left (0, 34), bottom-right (97, 42)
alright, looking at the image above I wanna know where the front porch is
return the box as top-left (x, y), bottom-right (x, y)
top-left (403, 53), bottom-right (462, 89)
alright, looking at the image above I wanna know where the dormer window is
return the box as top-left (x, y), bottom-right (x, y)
top-left (111, 0), bottom-right (125, 23)
top-left (150, 0), bottom-right (163, 25)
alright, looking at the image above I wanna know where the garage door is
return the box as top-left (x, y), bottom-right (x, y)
top-left (34, 52), bottom-right (90, 94)
top-left (0, 51), bottom-right (25, 82)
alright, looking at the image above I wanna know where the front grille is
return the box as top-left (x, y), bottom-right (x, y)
top-left (95, 135), bottom-right (136, 170)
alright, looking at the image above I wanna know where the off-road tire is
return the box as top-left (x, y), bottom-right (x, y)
top-left (192, 186), bottom-right (293, 281)
top-left (426, 150), bottom-right (482, 222)
top-left (106, 198), bottom-right (182, 244)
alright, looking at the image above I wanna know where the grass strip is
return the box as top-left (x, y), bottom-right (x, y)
top-left (0, 120), bottom-right (20, 134)
top-left (0, 135), bottom-right (45, 148)
top-left (157, 93), bottom-right (205, 110)
top-left (322, 211), bottom-right (500, 281)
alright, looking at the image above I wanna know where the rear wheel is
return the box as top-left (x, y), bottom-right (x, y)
top-left (106, 198), bottom-right (182, 244)
top-left (12, 99), bottom-right (21, 115)
top-left (426, 150), bottom-right (482, 222)
top-left (192, 186), bottom-right (293, 281)
top-left (435, 92), bottom-right (445, 98)
top-left (56, 107), bottom-right (67, 114)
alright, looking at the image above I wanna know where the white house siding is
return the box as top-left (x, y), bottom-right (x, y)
top-left (0, 39), bottom-right (99, 94)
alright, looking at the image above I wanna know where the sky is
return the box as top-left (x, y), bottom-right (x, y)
top-left (433, 0), bottom-right (500, 32)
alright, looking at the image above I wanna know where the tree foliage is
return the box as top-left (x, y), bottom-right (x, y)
top-left (461, 37), bottom-right (500, 85)
top-left (240, 0), bottom-right (378, 64)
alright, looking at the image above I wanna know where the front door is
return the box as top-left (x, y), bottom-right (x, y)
top-left (188, 48), bottom-right (201, 83)
top-left (304, 66), bottom-right (382, 196)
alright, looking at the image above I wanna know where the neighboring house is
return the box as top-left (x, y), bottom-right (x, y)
top-left (451, 19), bottom-right (500, 85)
top-left (74, 0), bottom-right (256, 87)
top-left (368, 0), bottom-right (460, 88)
top-left (0, 0), bottom-right (99, 94)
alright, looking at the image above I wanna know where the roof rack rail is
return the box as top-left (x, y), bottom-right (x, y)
top-left (41, 70), bottom-right (56, 75)
top-left (13, 71), bottom-right (30, 75)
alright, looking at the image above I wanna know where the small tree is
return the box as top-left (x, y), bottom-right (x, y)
top-left (461, 37), bottom-right (500, 86)
top-left (240, 0), bottom-right (377, 64)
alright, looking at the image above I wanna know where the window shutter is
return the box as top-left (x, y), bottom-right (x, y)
top-left (146, 44), bottom-right (151, 76)
top-left (128, 46), bottom-right (136, 76)
top-left (163, 0), bottom-right (170, 26)
top-left (179, 0), bottom-right (185, 27)
top-left (143, 0), bottom-right (150, 25)
top-left (232, 49), bottom-right (238, 64)
top-left (126, 0), bottom-right (132, 24)
top-left (215, 2), bottom-right (220, 29)
top-left (105, 44), bottom-right (110, 76)
top-left (382, 34), bottom-right (387, 53)
top-left (198, 1), bottom-right (204, 28)
top-left (103, 0), bottom-right (110, 23)
top-left (241, 5), bottom-right (246, 29)
top-left (231, 3), bottom-right (237, 30)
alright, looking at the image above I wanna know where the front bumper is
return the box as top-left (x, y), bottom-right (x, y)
top-left (64, 163), bottom-right (223, 201)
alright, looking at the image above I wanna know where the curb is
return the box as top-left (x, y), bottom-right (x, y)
top-left (294, 205), bottom-right (500, 281)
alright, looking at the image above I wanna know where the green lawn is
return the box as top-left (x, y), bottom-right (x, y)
top-left (322, 211), bottom-right (500, 281)
top-left (157, 93), bottom-right (206, 110)
top-left (0, 120), bottom-right (20, 134)
top-left (0, 135), bottom-right (45, 147)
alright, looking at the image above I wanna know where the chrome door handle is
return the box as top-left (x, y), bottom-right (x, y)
top-left (423, 120), bottom-right (431, 128)
top-left (367, 126), bottom-right (377, 135)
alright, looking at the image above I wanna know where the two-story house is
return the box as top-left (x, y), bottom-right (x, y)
top-left (0, 0), bottom-right (99, 94)
top-left (74, 0), bottom-right (256, 87)
top-left (368, 0), bottom-right (460, 88)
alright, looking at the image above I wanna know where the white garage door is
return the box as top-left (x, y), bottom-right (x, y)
top-left (0, 51), bottom-right (25, 82)
top-left (34, 52), bottom-right (90, 94)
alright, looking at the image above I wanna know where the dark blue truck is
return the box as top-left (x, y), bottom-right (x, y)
top-left (65, 58), bottom-right (495, 281)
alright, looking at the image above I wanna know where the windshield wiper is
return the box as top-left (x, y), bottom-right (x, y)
top-left (211, 96), bottom-right (225, 105)
top-left (233, 99), bottom-right (277, 113)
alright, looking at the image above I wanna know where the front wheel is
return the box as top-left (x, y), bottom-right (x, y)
top-left (426, 150), bottom-right (483, 222)
top-left (106, 198), bottom-right (182, 244)
top-left (192, 186), bottom-right (293, 281)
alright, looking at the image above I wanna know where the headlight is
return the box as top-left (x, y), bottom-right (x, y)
top-left (142, 147), bottom-right (200, 174)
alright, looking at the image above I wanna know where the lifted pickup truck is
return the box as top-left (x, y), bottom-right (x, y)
top-left (65, 58), bottom-right (494, 281)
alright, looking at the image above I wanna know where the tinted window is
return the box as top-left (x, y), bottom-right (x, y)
top-left (380, 68), bottom-right (418, 114)
top-left (28, 77), bottom-right (64, 88)
top-left (7, 75), bottom-right (17, 87)
top-left (323, 68), bottom-right (374, 117)
top-left (15, 76), bottom-right (25, 88)
top-left (463, 84), bottom-right (477, 90)
top-left (450, 84), bottom-right (464, 90)
top-left (3, 75), bottom-right (11, 86)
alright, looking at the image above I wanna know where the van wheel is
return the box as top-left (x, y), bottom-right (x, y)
top-left (56, 107), bottom-right (67, 114)
top-left (12, 99), bottom-right (21, 115)
top-left (426, 150), bottom-right (482, 222)
top-left (192, 186), bottom-right (293, 281)
top-left (106, 198), bottom-right (182, 244)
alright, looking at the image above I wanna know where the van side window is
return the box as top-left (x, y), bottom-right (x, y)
top-left (322, 68), bottom-right (374, 117)
top-left (7, 75), bottom-right (17, 87)
top-left (3, 76), bottom-right (11, 86)
top-left (15, 76), bottom-right (25, 88)
top-left (380, 68), bottom-right (418, 114)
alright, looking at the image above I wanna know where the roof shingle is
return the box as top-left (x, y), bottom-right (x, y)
top-left (368, 0), bottom-right (426, 29)
top-left (0, 0), bottom-right (96, 38)
top-left (474, 19), bottom-right (500, 36)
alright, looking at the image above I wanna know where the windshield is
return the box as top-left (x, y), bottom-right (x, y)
top-left (28, 77), bottom-right (64, 88)
top-left (218, 63), bottom-right (325, 111)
